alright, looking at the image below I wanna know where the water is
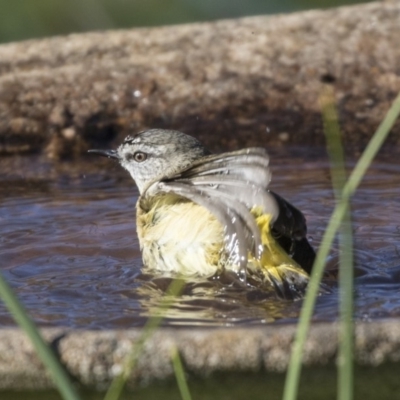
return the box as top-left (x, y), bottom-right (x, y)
top-left (0, 149), bottom-right (399, 329)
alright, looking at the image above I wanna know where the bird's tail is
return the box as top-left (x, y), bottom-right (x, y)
top-left (249, 209), bottom-right (309, 299)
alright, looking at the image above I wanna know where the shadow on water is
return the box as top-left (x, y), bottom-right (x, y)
top-left (0, 148), bottom-right (399, 328)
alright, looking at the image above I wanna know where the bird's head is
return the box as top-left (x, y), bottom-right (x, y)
top-left (89, 129), bottom-right (210, 193)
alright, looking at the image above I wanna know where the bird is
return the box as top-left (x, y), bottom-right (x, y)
top-left (89, 129), bottom-right (315, 299)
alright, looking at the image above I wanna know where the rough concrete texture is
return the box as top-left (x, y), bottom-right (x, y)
top-left (0, 321), bottom-right (400, 390)
top-left (0, 1), bottom-right (400, 157)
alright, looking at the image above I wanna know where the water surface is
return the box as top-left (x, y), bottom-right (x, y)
top-left (0, 149), bottom-right (399, 328)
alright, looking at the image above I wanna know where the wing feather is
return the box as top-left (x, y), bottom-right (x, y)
top-left (156, 181), bottom-right (250, 275)
top-left (144, 147), bottom-right (313, 276)
top-left (177, 177), bottom-right (279, 219)
top-left (178, 148), bottom-right (271, 187)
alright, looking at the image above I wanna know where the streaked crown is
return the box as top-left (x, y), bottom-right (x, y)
top-left (116, 129), bottom-right (209, 193)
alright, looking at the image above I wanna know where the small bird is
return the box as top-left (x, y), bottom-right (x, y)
top-left (89, 129), bottom-right (315, 299)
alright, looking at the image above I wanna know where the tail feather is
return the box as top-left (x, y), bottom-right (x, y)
top-left (250, 210), bottom-right (309, 299)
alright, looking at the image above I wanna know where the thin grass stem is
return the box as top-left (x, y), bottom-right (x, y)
top-left (0, 272), bottom-right (81, 400)
top-left (104, 278), bottom-right (185, 400)
top-left (283, 90), bottom-right (400, 400)
top-left (320, 86), bottom-right (354, 400)
top-left (337, 211), bottom-right (353, 400)
top-left (171, 347), bottom-right (193, 400)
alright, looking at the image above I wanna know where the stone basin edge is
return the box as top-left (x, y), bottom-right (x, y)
top-left (0, 320), bottom-right (399, 390)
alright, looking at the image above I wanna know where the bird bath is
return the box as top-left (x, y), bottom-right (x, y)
top-left (1, 2), bottom-right (400, 397)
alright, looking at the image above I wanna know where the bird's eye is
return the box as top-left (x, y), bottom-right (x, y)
top-left (133, 151), bottom-right (147, 162)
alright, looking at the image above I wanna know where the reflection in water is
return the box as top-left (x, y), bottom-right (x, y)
top-left (0, 151), bottom-right (399, 328)
top-left (134, 274), bottom-right (301, 326)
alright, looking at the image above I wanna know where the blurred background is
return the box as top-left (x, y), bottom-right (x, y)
top-left (0, 0), bottom-right (372, 44)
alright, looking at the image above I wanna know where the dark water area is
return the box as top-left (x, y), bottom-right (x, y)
top-left (0, 148), bottom-right (399, 329)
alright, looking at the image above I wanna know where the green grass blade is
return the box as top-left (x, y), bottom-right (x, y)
top-left (104, 278), bottom-right (185, 400)
top-left (171, 347), bottom-right (193, 400)
top-left (321, 86), bottom-right (354, 400)
top-left (0, 271), bottom-right (81, 400)
top-left (338, 209), bottom-right (354, 400)
top-left (283, 90), bottom-right (400, 400)
top-left (322, 87), bottom-right (347, 195)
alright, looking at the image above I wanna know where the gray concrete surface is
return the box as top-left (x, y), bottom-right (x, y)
top-left (0, 321), bottom-right (399, 390)
top-left (0, 1), bottom-right (400, 158)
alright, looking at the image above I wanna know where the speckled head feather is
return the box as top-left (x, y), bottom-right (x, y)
top-left (116, 129), bottom-right (210, 193)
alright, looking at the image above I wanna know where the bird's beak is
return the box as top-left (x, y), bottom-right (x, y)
top-left (88, 149), bottom-right (120, 160)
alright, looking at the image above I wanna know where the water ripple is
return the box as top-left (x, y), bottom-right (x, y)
top-left (0, 154), bottom-right (399, 328)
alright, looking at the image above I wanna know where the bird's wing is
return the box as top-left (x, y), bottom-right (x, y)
top-left (268, 191), bottom-right (315, 273)
top-left (155, 181), bottom-right (260, 276)
top-left (146, 148), bottom-right (312, 274)
top-left (269, 191), bottom-right (307, 240)
top-left (174, 148), bottom-right (279, 216)
top-left (176, 148), bottom-right (308, 241)
top-left (145, 149), bottom-right (273, 273)
top-left (180, 148), bottom-right (272, 185)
